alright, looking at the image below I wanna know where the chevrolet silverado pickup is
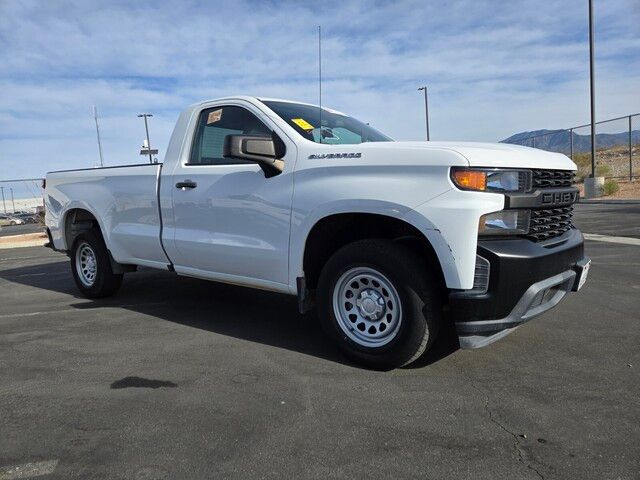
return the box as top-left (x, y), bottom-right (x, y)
top-left (45, 96), bottom-right (590, 368)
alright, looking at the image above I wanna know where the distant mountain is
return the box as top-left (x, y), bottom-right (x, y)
top-left (501, 129), bottom-right (640, 154)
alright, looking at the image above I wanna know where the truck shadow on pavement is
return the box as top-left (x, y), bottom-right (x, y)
top-left (0, 258), bottom-right (460, 370)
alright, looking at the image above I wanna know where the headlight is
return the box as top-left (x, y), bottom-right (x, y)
top-left (479, 210), bottom-right (530, 236)
top-left (451, 168), bottom-right (531, 193)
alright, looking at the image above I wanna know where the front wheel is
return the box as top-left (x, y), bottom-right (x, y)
top-left (71, 229), bottom-right (123, 298)
top-left (317, 239), bottom-right (441, 369)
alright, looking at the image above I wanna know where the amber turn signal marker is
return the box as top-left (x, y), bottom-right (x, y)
top-left (452, 170), bottom-right (487, 191)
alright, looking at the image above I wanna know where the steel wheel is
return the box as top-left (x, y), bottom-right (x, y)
top-left (75, 242), bottom-right (98, 287)
top-left (332, 266), bottom-right (402, 348)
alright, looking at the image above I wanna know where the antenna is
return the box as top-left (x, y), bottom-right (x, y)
top-left (318, 25), bottom-right (322, 144)
top-left (92, 105), bottom-right (105, 167)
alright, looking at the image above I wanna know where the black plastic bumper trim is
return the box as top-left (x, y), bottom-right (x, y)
top-left (44, 227), bottom-right (65, 253)
top-left (449, 228), bottom-right (585, 324)
top-left (455, 269), bottom-right (576, 335)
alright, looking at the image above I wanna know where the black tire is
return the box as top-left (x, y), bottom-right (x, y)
top-left (317, 239), bottom-right (441, 369)
top-left (10, 221), bottom-right (15, 226)
top-left (70, 229), bottom-right (123, 298)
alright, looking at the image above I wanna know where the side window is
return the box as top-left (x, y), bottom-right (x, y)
top-left (189, 106), bottom-right (272, 165)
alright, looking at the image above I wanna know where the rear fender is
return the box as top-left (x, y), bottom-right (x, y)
top-left (53, 201), bottom-right (108, 252)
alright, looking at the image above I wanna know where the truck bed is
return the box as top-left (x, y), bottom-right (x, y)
top-left (45, 163), bottom-right (169, 269)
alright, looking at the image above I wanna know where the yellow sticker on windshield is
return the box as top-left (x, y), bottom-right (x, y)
top-left (292, 118), bottom-right (314, 131)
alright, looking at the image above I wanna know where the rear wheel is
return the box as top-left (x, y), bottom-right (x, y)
top-left (317, 239), bottom-right (441, 369)
top-left (71, 229), bottom-right (123, 298)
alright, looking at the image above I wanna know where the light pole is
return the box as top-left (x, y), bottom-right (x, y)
top-left (418, 86), bottom-right (430, 141)
top-left (137, 113), bottom-right (154, 163)
top-left (588, 0), bottom-right (596, 177)
top-left (10, 187), bottom-right (15, 213)
top-left (1, 187), bottom-right (5, 214)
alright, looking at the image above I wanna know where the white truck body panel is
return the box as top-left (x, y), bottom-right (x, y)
top-left (45, 96), bottom-right (577, 294)
top-left (46, 164), bottom-right (167, 269)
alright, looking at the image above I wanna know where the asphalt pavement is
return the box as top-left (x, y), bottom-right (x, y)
top-left (0, 205), bottom-right (638, 479)
top-left (573, 203), bottom-right (640, 238)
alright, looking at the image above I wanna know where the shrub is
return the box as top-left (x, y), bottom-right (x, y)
top-left (573, 152), bottom-right (591, 170)
top-left (596, 164), bottom-right (612, 177)
top-left (603, 179), bottom-right (619, 196)
top-left (571, 155), bottom-right (613, 179)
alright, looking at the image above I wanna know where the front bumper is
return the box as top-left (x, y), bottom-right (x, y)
top-left (449, 228), bottom-right (588, 348)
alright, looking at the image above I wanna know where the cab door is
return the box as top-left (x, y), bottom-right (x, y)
top-left (161, 102), bottom-right (296, 290)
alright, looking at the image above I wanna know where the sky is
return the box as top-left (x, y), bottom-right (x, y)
top-left (1, 0), bottom-right (639, 184)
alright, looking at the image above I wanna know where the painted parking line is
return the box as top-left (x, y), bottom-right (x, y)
top-left (583, 233), bottom-right (640, 246)
top-left (0, 460), bottom-right (58, 480)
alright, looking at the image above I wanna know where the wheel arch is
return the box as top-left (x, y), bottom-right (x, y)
top-left (63, 207), bottom-right (104, 251)
top-left (62, 207), bottom-right (136, 274)
top-left (297, 211), bottom-right (448, 309)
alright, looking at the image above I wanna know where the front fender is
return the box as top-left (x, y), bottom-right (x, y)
top-left (288, 199), bottom-right (415, 292)
top-left (404, 189), bottom-right (504, 289)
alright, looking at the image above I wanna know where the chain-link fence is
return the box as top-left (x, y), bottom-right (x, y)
top-left (503, 114), bottom-right (640, 182)
top-left (0, 178), bottom-right (45, 236)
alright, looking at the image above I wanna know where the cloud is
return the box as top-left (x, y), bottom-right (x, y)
top-left (0, 0), bottom-right (639, 179)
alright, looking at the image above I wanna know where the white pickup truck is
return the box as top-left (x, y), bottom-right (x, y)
top-left (45, 96), bottom-right (590, 368)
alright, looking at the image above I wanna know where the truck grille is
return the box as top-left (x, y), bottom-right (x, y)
top-left (532, 169), bottom-right (575, 189)
top-left (526, 206), bottom-right (574, 242)
top-left (523, 169), bottom-right (577, 241)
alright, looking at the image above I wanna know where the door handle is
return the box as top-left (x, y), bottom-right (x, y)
top-left (176, 180), bottom-right (197, 190)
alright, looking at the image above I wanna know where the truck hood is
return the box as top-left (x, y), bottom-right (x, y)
top-left (359, 141), bottom-right (577, 171)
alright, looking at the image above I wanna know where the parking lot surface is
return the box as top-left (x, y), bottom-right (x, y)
top-left (573, 203), bottom-right (640, 238)
top-left (1, 208), bottom-right (639, 479)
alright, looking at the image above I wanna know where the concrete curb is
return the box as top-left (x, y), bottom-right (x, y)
top-left (583, 233), bottom-right (640, 245)
top-left (0, 232), bottom-right (47, 250)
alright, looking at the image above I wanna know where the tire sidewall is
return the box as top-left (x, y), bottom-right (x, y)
top-left (317, 240), bottom-right (437, 367)
top-left (71, 230), bottom-right (116, 298)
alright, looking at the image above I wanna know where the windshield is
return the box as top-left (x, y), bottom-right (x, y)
top-left (261, 100), bottom-right (392, 145)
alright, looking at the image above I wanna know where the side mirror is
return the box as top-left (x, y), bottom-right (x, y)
top-left (224, 133), bottom-right (285, 177)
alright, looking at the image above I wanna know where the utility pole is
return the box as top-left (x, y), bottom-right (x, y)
top-left (588, 0), bottom-right (596, 177)
top-left (569, 128), bottom-right (574, 160)
top-left (137, 113), bottom-right (155, 163)
top-left (10, 187), bottom-right (15, 213)
top-left (1, 187), bottom-right (5, 214)
top-left (629, 115), bottom-right (633, 181)
top-left (93, 105), bottom-right (104, 167)
top-left (418, 86), bottom-right (430, 141)
top-left (318, 25), bottom-right (322, 144)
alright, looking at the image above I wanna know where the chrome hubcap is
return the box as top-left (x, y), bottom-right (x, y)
top-left (356, 289), bottom-right (385, 320)
top-left (76, 243), bottom-right (97, 287)
top-left (332, 267), bottom-right (402, 347)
